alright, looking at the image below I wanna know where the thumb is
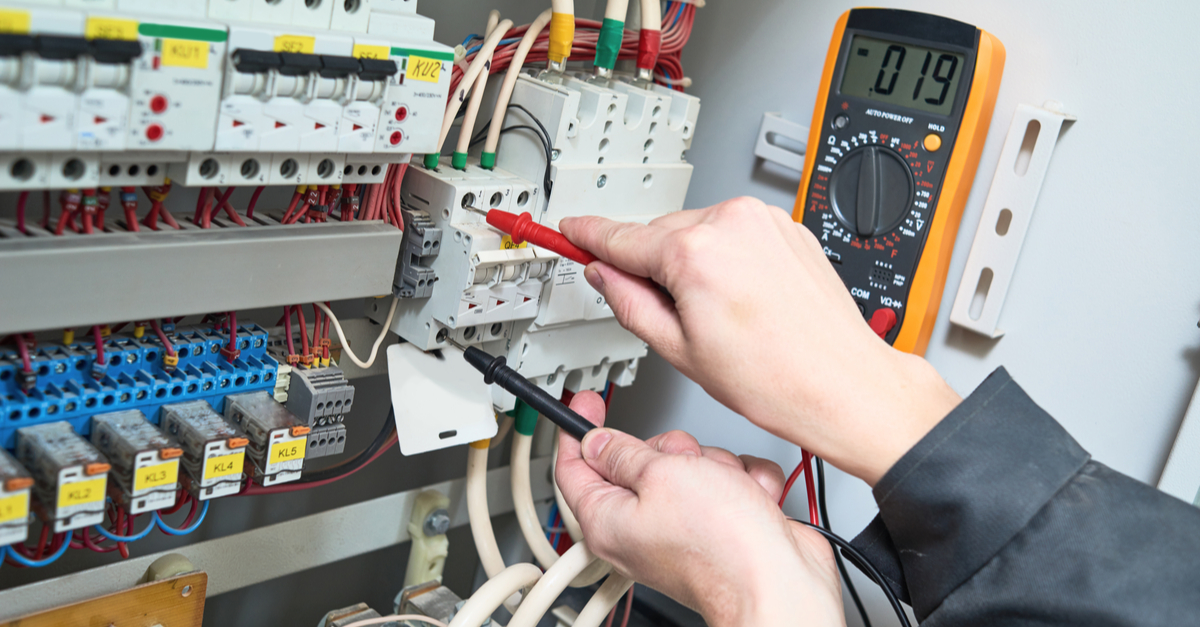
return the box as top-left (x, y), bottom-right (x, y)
top-left (580, 427), bottom-right (662, 492)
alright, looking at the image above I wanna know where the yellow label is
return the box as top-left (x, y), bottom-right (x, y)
top-left (161, 38), bottom-right (209, 69)
top-left (353, 44), bottom-right (389, 60)
top-left (501, 235), bottom-right (528, 250)
top-left (134, 462), bottom-right (179, 492)
top-left (0, 9), bottom-right (31, 35)
top-left (407, 55), bottom-right (442, 83)
top-left (85, 17), bottom-right (139, 41)
top-left (0, 492), bottom-right (29, 524)
top-left (268, 439), bottom-right (307, 465)
top-left (57, 477), bottom-right (106, 510)
top-left (204, 452), bottom-right (244, 480)
top-left (274, 34), bottom-right (316, 54)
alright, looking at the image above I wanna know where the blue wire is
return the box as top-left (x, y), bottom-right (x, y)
top-left (466, 38), bottom-right (521, 57)
top-left (3, 534), bottom-right (70, 567)
top-left (93, 515), bottom-right (156, 543)
top-left (547, 503), bottom-right (562, 549)
top-left (461, 33), bottom-right (481, 47)
top-left (154, 500), bottom-right (209, 536)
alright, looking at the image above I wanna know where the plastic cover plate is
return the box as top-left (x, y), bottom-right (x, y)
top-left (387, 343), bottom-right (497, 455)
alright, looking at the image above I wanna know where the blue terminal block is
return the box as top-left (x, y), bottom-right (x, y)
top-left (0, 325), bottom-right (279, 450)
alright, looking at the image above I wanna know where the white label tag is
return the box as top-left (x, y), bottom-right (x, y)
top-left (387, 343), bottom-right (498, 455)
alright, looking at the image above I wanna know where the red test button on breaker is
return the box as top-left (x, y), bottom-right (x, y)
top-left (869, 307), bottom-right (897, 339)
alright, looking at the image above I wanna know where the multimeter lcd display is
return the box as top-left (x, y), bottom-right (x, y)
top-left (839, 35), bottom-right (966, 116)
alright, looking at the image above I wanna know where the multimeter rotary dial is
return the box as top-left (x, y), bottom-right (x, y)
top-left (829, 145), bottom-right (914, 238)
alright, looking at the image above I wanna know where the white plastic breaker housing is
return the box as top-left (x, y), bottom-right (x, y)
top-left (372, 160), bottom-right (553, 351)
top-left (489, 74), bottom-right (701, 408)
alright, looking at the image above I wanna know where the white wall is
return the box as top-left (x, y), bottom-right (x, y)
top-left (595, 0), bottom-right (1200, 624)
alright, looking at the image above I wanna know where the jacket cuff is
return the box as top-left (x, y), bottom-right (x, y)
top-left (853, 367), bottom-right (1090, 619)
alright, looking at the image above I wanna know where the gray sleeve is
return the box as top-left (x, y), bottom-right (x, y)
top-left (849, 367), bottom-right (1200, 626)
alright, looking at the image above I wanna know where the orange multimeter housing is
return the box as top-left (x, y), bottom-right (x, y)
top-left (793, 9), bottom-right (1004, 355)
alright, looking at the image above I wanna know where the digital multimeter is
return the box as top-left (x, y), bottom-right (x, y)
top-left (793, 9), bottom-right (1004, 355)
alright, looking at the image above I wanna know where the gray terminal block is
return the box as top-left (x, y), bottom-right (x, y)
top-left (306, 424), bottom-right (347, 459)
top-left (394, 208), bottom-right (441, 299)
top-left (285, 366), bottom-right (354, 425)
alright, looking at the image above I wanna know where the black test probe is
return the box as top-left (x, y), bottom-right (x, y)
top-left (461, 346), bottom-right (596, 440)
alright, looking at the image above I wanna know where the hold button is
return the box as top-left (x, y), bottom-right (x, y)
top-left (923, 133), bottom-right (942, 152)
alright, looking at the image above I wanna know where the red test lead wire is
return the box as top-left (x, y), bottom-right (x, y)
top-left (486, 210), bottom-right (597, 266)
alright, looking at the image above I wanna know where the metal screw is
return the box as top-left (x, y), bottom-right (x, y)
top-left (546, 373), bottom-right (557, 385)
top-left (181, 585), bottom-right (192, 597)
top-left (424, 509), bottom-right (451, 536)
top-left (551, 149), bottom-right (561, 161)
top-left (596, 175), bottom-right (607, 188)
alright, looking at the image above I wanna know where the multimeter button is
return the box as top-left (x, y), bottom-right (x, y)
top-left (830, 146), bottom-right (913, 238)
top-left (869, 308), bottom-right (897, 338)
top-left (924, 133), bottom-right (942, 152)
top-left (833, 114), bottom-right (850, 129)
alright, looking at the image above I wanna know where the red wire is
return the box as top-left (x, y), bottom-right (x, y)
top-left (16, 190), bottom-right (28, 234)
top-left (91, 325), bottom-right (106, 369)
top-left (115, 508), bottom-right (130, 559)
top-left (802, 451), bottom-right (818, 526)
top-left (226, 311), bottom-right (238, 361)
top-left (283, 306), bottom-right (297, 358)
top-left (246, 185), bottom-right (266, 219)
top-left (9, 334), bottom-right (32, 374)
top-left (620, 586), bottom-right (634, 627)
top-left (151, 319), bottom-right (176, 357)
top-left (295, 306), bottom-right (310, 356)
top-left (281, 191), bottom-right (303, 223)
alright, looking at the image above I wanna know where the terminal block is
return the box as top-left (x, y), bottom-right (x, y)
top-left (394, 209), bottom-right (441, 299)
top-left (0, 323), bottom-right (278, 450)
top-left (285, 366), bottom-right (354, 426)
top-left (305, 424), bottom-right (347, 460)
top-left (161, 400), bottom-right (248, 500)
top-left (15, 422), bottom-right (111, 533)
top-left (0, 449), bottom-right (33, 547)
top-left (91, 410), bottom-right (182, 515)
top-left (372, 162), bottom-right (554, 351)
top-left (224, 391), bottom-right (310, 487)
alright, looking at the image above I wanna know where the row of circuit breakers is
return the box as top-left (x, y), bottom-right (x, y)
top-left (0, 0), bottom-right (449, 190)
top-left (0, 322), bottom-right (356, 548)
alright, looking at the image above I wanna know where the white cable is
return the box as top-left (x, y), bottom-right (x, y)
top-left (550, 0), bottom-right (574, 15)
top-left (456, 11), bottom-right (503, 157)
top-left (448, 563), bottom-right (543, 627)
top-left (315, 300), bottom-right (396, 370)
top-left (483, 9), bottom-right (553, 157)
top-left (467, 445), bottom-right (507, 578)
top-left (342, 615), bottom-right (448, 627)
top-left (513, 431), bottom-right (612, 586)
top-left (513, 432), bottom-right (562, 569)
top-left (507, 542), bottom-right (599, 627)
top-left (604, 0), bottom-right (629, 21)
top-left (551, 433), bottom-right (584, 542)
top-left (574, 574), bottom-right (634, 627)
top-left (438, 20), bottom-right (514, 155)
top-left (641, 0), bottom-right (661, 31)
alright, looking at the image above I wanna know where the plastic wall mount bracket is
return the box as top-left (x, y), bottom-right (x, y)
top-left (948, 101), bottom-right (1076, 339)
top-left (754, 112), bottom-right (808, 171)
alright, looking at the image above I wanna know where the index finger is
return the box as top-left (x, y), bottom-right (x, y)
top-left (559, 216), bottom-right (673, 281)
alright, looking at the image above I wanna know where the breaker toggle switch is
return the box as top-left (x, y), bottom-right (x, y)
top-left (869, 307), bottom-right (897, 339)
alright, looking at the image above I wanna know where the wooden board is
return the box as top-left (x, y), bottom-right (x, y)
top-left (1, 571), bottom-right (206, 627)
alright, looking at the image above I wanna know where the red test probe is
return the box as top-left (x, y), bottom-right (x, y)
top-left (485, 210), bottom-right (597, 266)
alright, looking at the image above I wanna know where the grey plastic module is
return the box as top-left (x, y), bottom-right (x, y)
top-left (394, 209), bottom-right (442, 299)
top-left (285, 366), bottom-right (355, 425)
top-left (16, 421), bottom-right (111, 533)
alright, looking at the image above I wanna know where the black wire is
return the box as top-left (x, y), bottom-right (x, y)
top-left (294, 408), bottom-right (396, 484)
top-left (817, 458), bottom-right (872, 627)
top-left (788, 518), bottom-right (912, 627)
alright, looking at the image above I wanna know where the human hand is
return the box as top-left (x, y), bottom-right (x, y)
top-left (559, 198), bottom-right (961, 485)
top-left (556, 391), bottom-right (845, 627)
